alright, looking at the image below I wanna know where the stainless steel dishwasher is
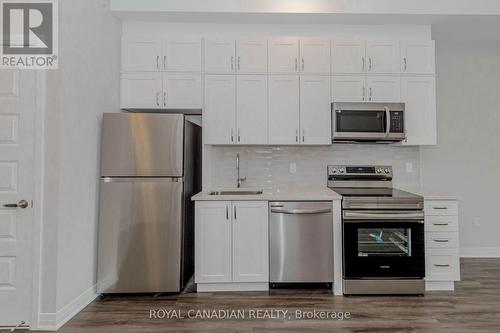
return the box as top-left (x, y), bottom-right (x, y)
top-left (269, 201), bottom-right (334, 286)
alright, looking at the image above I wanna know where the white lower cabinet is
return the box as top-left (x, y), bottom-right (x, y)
top-left (195, 201), bottom-right (269, 290)
top-left (425, 199), bottom-right (460, 291)
top-left (120, 72), bottom-right (202, 110)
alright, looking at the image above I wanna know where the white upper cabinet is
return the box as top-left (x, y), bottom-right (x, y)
top-left (299, 39), bottom-right (330, 74)
top-left (401, 76), bottom-right (437, 145)
top-left (299, 76), bottom-right (332, 145)
top-left (366, 76), bottom-right (401, 102)
top-left (236, 75), bottom-right (268, 144)
top-left (232, 201), bottom-right (269, 282)
top-left (366, 41), bottom-right (399, 73)
top-left (204, 75), bottom-right (236, 144)
top-left (268, 38), bottom-right (300, 73)
top-left (331, 41), bottom-right (365, 74)
top-left (120, 72), bottom-right (162, 109)
top-left (163, 73), bottom-right (202, 109)
top-left (235, 39), bottom-right (268, 74)
top-left (162, 39), bottom-right (202, 72)
top-left (122, 36), bottom-right (162, 72)
top-left (268, 76), bottom-right (300, 144)
top-left (400, 40), bottom-right (435, 74)
top-left (204, 39), bottom-right (236, 73)
top-left (332, 75), bottom-right (366, 102)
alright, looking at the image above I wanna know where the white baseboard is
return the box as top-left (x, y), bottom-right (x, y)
top-left (461, 247), bottom-right (500, 258)
top-left (36, 284), bottom-right (98, 331)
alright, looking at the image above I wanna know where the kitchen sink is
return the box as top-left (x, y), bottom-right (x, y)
top-left (208, 190), bottom-right (263, 195)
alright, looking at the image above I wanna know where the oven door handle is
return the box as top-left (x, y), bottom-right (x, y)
top-left (385, 106), bottom-right (391, 137)
top-left (343, 210), bottom-right (424, 221)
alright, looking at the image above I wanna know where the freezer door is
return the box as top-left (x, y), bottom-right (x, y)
top-left (97, 178), bottom-right (183, 293)
top-left (101, 113), bottom-right (184, 177)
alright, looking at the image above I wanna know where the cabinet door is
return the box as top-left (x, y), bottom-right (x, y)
top-left (204, 39), bottom-right (235, 73)
top-left (232, 202), bottom-right (269, 282)
top-left (268, 38), bottom-right (299, 73)
top-left (195, 202), bottom-right (232, 283)
top-left (401, 76), bottom-right (437, 145)
top-left (236, 39), bottom-right (268, 74)
top-left (122, 35), bottom-right (162, 71)
top-left (162, 39), bottom-right (202, 72)
top-left (120, 72), bottom-right (162, 109)
top-left (204, 75), bottom-right (236, 144)
top-left (400, 41), bottom-right (435, 74)
top-left (366, 41), bottom-right (399, 73)
top-left (331, 41), bottom-right (365, 74)
top-left (163, 73), bottom-right (202, 109)
top-left (268, 76), bottom-right (300, 144)
top-left (366, 76), bottom-right (401, 102)
top-left (332, 75), bottom-right (366, 102)
top-left (236, 75), bottom-right (268, 144)
top-left (300, 39), bottom-right (330, 74)
top-left (299, 76), bottom-right (332, 145)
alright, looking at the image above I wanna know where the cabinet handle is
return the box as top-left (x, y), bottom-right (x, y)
top-left (295, 58), bottom-right (298, 72)
top-left (238, 128), bottom-right (241, 142)
top-left (163, 91), bottom-right (167, 107)
top-left (368, 57), bottom-right (372, 71)
top-left (362, 57), bottom-right (365, 72)
top-left (434, 239), bottom-right (450, 243)
top-left (231, 128), bottom-right (234, 143)
top-left (237, 56), bottom-right (240, 71)
top-left (369, 87), bottom-right (372, 101)
top-left (301, 58), bottom-right (304, 71)
top-left (433, 207), bottom-right (449, 210)
top-left (231, 56), bottom-right (234, 71)
top-left (434, 264), bottom-right (450, 267)
top-left (156, 55), bottom-right (160, 70)
top-left (403, 57), bottom-right (407, 72)
top-left (432, 222), bottom-right (449, 226)
top-left (295, 129), bottom-right (299, 142)
top-left (234, 205), bottom-right (237, 220)
top-left (226, 205), bottom-right (229, 220)
top-left (156, 92), bottom-right (160, 107)
top-left (302, 129), bottom-right (305, 143)
top-left (163, 55), bottom-right (167, 70)
top-left (362, 87), bottom-right (366, 101)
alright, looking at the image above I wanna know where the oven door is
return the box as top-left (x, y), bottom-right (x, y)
top-left (343, 210), bottom-right (425, 279)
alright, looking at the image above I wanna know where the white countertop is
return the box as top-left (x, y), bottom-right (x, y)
top-left (192, 186), bottom-right (342, 201)
top-left (400, 187), bottom-right (460, 201)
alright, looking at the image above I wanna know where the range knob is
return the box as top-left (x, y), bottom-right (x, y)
top-left (339, 168), bottom-right (345, 174)
top-left (376, 168), bottom-right (382, 173)
top-left (332, 168), bottom-right (338, 174)
top-left (384, 168), bottom-right (390, 174)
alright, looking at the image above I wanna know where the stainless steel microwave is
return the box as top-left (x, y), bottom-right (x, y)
top-left (332, 102), bottom-right (406, 143)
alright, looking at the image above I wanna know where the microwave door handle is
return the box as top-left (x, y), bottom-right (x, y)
top-left (384, 106), bottom-right (391, 137)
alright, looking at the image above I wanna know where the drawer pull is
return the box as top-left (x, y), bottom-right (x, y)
top-left (434, 239), bottom-right (449, 243)
top-left (432, 222), bottom-right (449, 226)
top-left (434, 264), bottom-right (450, 267)
top-left (432, 207), bottom-right (449, 210)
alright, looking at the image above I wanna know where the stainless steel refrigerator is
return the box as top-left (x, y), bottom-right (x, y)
top-left (97, 113), bottom-right (201, 293)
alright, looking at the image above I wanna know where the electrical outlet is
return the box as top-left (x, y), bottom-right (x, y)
top-left (289, 162), bottom-right (296, 174)
top-left (405, 162), bottom-right (413, 173)
top-left (473, 217), bottom-right (480, 228)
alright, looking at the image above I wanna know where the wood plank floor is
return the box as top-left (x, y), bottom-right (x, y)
top-left (52, 259), bottom-right (500, 332)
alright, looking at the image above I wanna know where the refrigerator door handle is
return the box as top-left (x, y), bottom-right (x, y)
top-left (102, 177), bottom-right (182, 183)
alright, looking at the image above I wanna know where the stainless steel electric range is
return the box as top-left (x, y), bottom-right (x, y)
top-left (328, 165), bottom-right (425, 295)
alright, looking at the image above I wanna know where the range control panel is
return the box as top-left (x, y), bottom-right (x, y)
top-left (328, 165), bottom-right (393, 178)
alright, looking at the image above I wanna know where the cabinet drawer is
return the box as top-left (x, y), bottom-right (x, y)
top-left (426, 249), bottom-right (460, 281)
top-left (425, 232), bottom-right (459, 249)
top-left (425, 201), bottom-right (458, 215)
top-left (425, 215), bottom-right (458, 232)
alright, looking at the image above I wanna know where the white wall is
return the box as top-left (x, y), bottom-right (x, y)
top-left (421, 40), bottom-right (500, 256)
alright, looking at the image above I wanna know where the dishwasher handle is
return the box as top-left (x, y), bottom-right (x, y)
top-left (270, 208), bottom-right (332, 215)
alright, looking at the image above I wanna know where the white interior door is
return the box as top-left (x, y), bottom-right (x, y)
top-left (268, 76), bottom-right (300, 144)
top-left (236, 75), bottom-right (268, 144)
top-left (299, 76), bottom-right (332, 145)
top-left (0, 70), bottom-right (35, 327)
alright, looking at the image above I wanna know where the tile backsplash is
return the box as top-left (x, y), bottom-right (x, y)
top-left (207, 145), bottom-right (421, 190)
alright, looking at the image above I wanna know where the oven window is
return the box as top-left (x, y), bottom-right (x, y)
top-left (357, 228), bottom-right (412, 257)
top-left (336, 110), bottom-right (386, 133)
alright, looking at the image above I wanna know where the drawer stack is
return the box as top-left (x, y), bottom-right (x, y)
top-left (424, 199), bottom-right (460, 291)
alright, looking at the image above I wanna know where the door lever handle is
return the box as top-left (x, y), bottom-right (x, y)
top-left (3, 200), bottom-right (29, 209)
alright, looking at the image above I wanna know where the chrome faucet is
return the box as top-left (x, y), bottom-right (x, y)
top-left (236, 153), bottom-right (246, 188)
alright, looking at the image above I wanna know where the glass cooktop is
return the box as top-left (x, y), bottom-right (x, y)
top-left (330, 187), bottom-right (422, 199)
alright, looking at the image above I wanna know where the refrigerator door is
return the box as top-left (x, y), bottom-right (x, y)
top-left (97, 177), bottom-right (183, 293)
top-left (101, 113), bottom-right (184, 177)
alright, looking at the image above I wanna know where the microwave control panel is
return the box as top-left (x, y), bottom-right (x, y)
top-left (390, 112), bottom-right (404, 133)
